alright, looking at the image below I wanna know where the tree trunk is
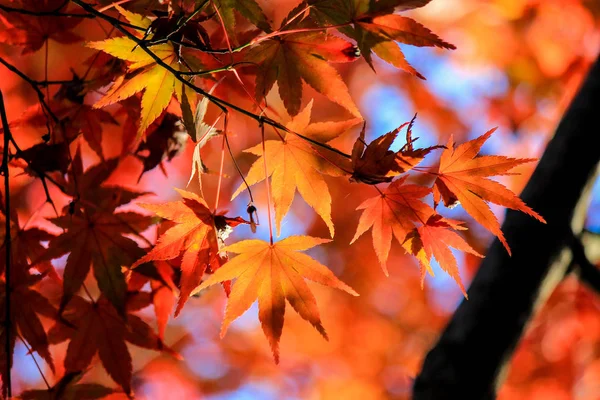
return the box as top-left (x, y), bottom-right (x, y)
top-left (413, 53), bottom-right (600, 399)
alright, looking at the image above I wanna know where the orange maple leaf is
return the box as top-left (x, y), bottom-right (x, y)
top-left (433, 128), bottom-right (545, 254)
top-left (403, 215), bottom-right (483, 296)
top-left (232, 101), bottom-right (361, 236)
top-left (132, 189), bottom-right (245, 315)
top-left (350, 117), bottom-right (441, 184)
top-left (351, 176), bottom-right (434, 275)
top-left (194, 236), bottom-right (358, 363)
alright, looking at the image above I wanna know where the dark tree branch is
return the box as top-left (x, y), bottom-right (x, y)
top-left (414, 54), bottom-right (600, 399)
top-left (0, 90), bottom-right (13, 399)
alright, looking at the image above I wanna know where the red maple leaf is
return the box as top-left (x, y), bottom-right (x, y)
top-left (1, 274), bottom-right (57, 397)
top-left (0, 0), bottom-right (83, 54)
top-left (48, 295), bottom-right (178, 396)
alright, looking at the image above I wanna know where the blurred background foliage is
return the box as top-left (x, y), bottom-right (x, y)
top-left (1, 0), bottom-right (599, 398)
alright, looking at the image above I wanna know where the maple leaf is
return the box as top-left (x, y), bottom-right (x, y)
top-left (350, 117), bottom-right (441, 184)
top-left (1, 274), bottom-right (57, 397)
top-left (245, 8), bottom-right (362, 117)
top-left (134, 112), bottom-right (188, 179)
top-left (88, 5), bottom-right (198, 137)
top-left (0, 0), bottom-right (83, 54)
top-left (350, 176), bottom-right (434, 275)
top-left (232, 101), bottom-right (361, 236)
top-left (125, 258), bottom-right (178, 339)
top-left (43, 209), bottom-right (155, 316)
top-left (144, 8), bottom-right (212, 52)
top-left (48, 296), bottom-right (177, 396)
top-left (403, 214), bottom-right (483, 296)
top-left (182, 88), bottom-right (220, 189)
top-left (132, 189), bottom-right (246, 316)
top-left (8, 100), bottom-right (117, 160)
top-left (194, 235), bottom-right (358, 363)
top-left (151, 277), bottom-right (177, 339)
top-left (19, 370), bottom-right (114, 400)
top-left (53, 145), bottom-right (149, 210)
top-left (10, 141), bottom-right (71, 177)
top-left (309, 0), bottom-right (454, 77)
top-left (432, 128), bottom-right (545, 254)
top-left (0, 213), bottom-right (59, 282)
top-left (42, 149), bottom-right (155, 315)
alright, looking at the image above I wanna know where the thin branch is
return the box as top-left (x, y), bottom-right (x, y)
top-left (0, 90), bottom-right (13, 399)
top-left (0, 56), bottom-right (59, 124)
top-left (34, 79), bottom-right (89, 87)
top-left (164, 0), bottom-right (210, 42)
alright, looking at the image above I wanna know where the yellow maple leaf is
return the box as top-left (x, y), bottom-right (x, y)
top-left (232, 101), bottom-right (361, 237)
top-left (87, 5), bottom-right (197, 137)
top-left (193, 235), bottom-right (358, 362)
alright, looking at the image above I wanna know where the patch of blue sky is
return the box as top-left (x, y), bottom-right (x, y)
top-left (361, 84), bottom-right (438, 151)
top-left (227, 184), bottom-right (315, 242)
top-left (393, 46), bottom-right (511, 143)
top-left (207, 381), bottom-right (287, 400)
top-left (585, 176), bottom-right (600, 233)
top-left (50, 252), bottom-right (68, 274)
top-left (401, 46), bottom-right (509, 114)
top-left (13, 342), bottom-right (43, 386)
top-left (226, 302), bottom-right (260, 333)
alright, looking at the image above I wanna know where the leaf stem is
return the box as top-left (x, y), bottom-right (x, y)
top-left (213, 115), bottom-right (227, 214)
top-left (0, 56), bottom-right (59, 124)
top-left (210, 0), bottom-right (234, 64)
top-left (224, 132), bottom-right (254, 203)
top-left (82, 282), bottom-right (96, 304)
top-left (249, 22), bottom-right (354, 47)
top-left (260, 123), bottom-right (274, 245)
top-left (167, 0), bottom-right (210, 41)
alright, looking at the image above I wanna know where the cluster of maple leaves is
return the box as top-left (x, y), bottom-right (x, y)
top-left (0, 0), bottom-right (545, 397)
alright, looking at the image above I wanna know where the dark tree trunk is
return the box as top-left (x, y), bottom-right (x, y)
top-left (413, 54), bottom-right (600, 399)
